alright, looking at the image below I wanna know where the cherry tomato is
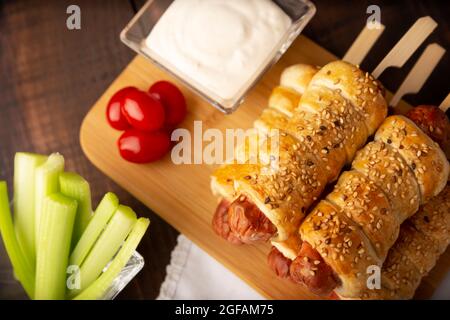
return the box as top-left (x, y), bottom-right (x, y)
top-left (106, 86), bottom-right (139, 130)
top-left (118, 129), bottom-right (170, 163)
top-left (149, 81), bottom-right (187, 126)
top-left (121, 90), bottom-right (165, 132)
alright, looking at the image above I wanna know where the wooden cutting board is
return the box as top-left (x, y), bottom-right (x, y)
top-left (80, 35), bottom-right (449, 299)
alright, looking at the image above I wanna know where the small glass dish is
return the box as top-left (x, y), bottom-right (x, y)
top-left (120, 0), bottom-right (316, 113)
top-left (101, 251), bottom-right (144, 300)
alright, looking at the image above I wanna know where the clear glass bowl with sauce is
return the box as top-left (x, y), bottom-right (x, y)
top-left (120, 0), bottom-right (316, 114)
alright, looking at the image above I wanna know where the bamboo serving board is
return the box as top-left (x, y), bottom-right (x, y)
top-left (80, 35), bottom-right (449, 299)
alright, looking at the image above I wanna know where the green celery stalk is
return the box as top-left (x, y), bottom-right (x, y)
top-left (35, 193), bottom-right (77, 300)
top-left (13, 152), bottom-right (47, 266)
top-left (69, 205), bottom-right (137, 297)
top-left (59, 172), bottom-right (93, 246)
top-left (34, 153), bottom-right (64, 252)
top-left (73, 218), bottom-right (150, 300)
top-left (70, 192), bottom-right (119, 268)
top-left (0, 181), bottom-right (35, 298)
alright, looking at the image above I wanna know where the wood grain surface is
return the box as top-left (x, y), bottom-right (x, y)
top-left (80, 35), bottom-right (449, 299)
top-left (0, 0), bottom-right (179, 300)
top-left (0, 0), bottom-right (449, 300)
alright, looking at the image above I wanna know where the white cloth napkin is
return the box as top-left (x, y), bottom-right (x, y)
top-left (157, 235), bottom-right (264, 300)
top-left (157, 235), bottom-right (449, 300)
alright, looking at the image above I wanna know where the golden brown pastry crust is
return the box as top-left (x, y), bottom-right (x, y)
top-left (300, 200), bottom-right (381, 297)
top-left (211, 61), bottom-right (388, 250)
top-left (210, 163), bottom-right (260, 201)
top-left (254, 107), bottom-right (290, 134)
top-left (300, 116), bottom-right (449, 298)
top-left (280, 64), bottom-right (319, 95)
top-left (393, 223), bottom-right (441, 275)
top-left (266, 64), bottom-right (318, 118)
top-left (268, 86), bottom-right (302, 118)
top-left (352, 141), bottom-right (420, 222)
top-left (357, 246), bottom-right (422, 300)
top-left (354, 184), bottom-right (449, 300)
top-left (355, 185), bottom-right (450, 300)
top-left (375, 115), bottom-right (449, 203)
top-left (326, 171), bottom-right (399, 260)
top-left (308, 61), bottom-right (387, 135)
top-left (297, 85), bottom-right (368, 163)
top-left (235, 132), bottom-right (328, 241)
top-left (409, 185), bottom-right (450, 253)
top-left (286, 110), bottom-right (347, 182)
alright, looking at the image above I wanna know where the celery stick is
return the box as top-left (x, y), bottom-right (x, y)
top-left (70, 192), bottom-right (119, 268)
top-left (0, 181), bottom-right (35, 298)
top-left (13, 152), bottom-right (47, 266)
top-left (69, 205), bottom-right (137, 296)
top-left (34, 153), bottom-right (64, 252)
top-left (35, 193), bottom-right (77, 300)
top-left (59, 172), bottom-right (93, 246)
top-left (73, 218), bottom-right (150, 300)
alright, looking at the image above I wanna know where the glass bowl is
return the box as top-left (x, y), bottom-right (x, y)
top-left (120, 0), bottom-right (316, 113)
top-left (101, 251), bottom-right (144, 300)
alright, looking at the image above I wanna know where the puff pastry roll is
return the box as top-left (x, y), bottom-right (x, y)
top-left (357, 184), bottom-right (450, 299)
top-left (290, 116), bottom-right (448, 298)
top-left (211, 61), bottom-right (387, 256)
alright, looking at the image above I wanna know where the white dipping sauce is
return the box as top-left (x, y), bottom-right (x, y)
top-left (145, 0), bottom-right (291, 101)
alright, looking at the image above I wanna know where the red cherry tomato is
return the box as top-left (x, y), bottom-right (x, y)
top-left (118, 129), bottom-right (170, 163)
top-left (121, 90), bottom-right (165, 132)
top-left (149, 81), bottom-right (187, 126)
top-left (106, 86), bottom-right (139, 130)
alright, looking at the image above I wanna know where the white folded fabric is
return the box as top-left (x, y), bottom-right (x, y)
top-left (157, 235), bottom-right (263, 300)
top-left (158, 235), bottom-right (449, 300)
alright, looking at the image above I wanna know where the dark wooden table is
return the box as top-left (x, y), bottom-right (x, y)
top-left (0, 0), bottom-right (448, 300)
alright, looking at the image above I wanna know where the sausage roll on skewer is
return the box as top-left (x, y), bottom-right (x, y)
top-left (290, 115), bottom-right (449, 298)
top-left (211, 61), bottom-right (387, 256)
top-left (357, 184), bottom-right (450, 299)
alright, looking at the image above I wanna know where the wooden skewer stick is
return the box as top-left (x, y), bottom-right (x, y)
top-left (389, 43), bottom-right (445, 107)
top-left (439, 93), bottom-right (450, 113)
top-left (372, 16), bottom-right (437, 78)
top-left (343, 23), bottom-right (385, 65)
